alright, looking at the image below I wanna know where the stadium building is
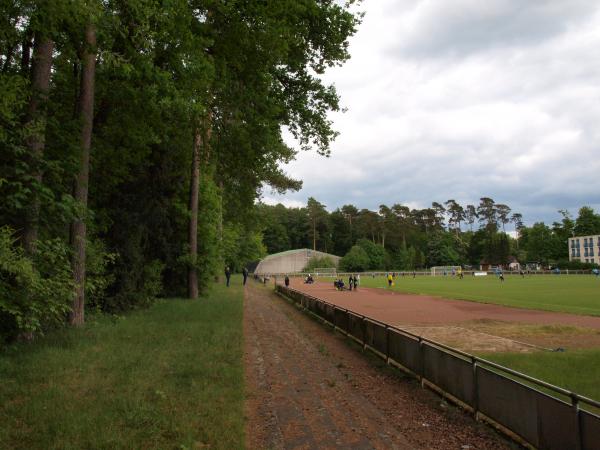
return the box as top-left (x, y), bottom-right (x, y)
top-left (568, 235), bottom-right (600, 264)
top-left (254, 249), bottom-right (341, 274)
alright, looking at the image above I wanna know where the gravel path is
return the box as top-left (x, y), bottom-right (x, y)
top-left (244, 283), bottom-right (514, 449)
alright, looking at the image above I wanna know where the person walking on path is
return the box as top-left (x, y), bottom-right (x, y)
top-left (348, 275), bottom-right (353, 291)
top-left (225, 266), bottom-right (231, 287)
top-left (285, 275), bottom-right (290, 287)
top-left (243, 267), bottom-right (249, 285)
top-left (353, 274), bottom-right (358, 290)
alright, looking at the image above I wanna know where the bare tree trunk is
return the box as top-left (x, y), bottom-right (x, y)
top-left (69, 24), bottom-right (96, 326)
top-left (313, 220), bottom-right (316, 251)
top-left (188, 126), bottom-right (201, 299)
top-left (23, 34), bottom-right (54, 254)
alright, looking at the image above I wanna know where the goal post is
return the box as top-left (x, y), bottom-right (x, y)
top-left (431, 266), bottom-right (462, 276)
top-left (313, 267), bottom-right (337, 277)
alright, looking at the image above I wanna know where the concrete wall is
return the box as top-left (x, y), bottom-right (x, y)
top-left (255, 249), bottom-right (341, 274)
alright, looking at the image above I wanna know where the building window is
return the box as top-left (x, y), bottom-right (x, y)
top-left (584, 248), bottom-right (589, 257)
top-left (577, 248), bottom-right (581, 256)
top-left (591, 247), bottom-right (595, 256)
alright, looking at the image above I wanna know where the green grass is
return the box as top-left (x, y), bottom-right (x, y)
top-left (478, 349), bottom-right (600, 404)
top-left (0, 280), bottom-right (244, 450)
top-left (358, 274), bottom-right (600, 316)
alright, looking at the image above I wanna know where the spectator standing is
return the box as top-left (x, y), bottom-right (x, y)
top-left (242, 267), bottom-right (248, 285)
top-left (225, 266), bottom-right (231, 287)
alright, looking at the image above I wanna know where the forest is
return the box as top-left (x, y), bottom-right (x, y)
top-left (2, 1), bottom-right (599, 345)
top-left (258, 198), bottom-right (600, 272)
top-left (0, 0), bottom-right (361, 342)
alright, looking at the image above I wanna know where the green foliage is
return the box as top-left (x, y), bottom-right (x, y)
top-left (84, 237), bottom-right (117, 313)
top-left (356, 239), bottom-right (385, 270)
top-left (574, 207), bottom-right (600, 236)
top-left (0, 228), bottom-right (72, 341)
top-left (222, 223), bottom-right (267, 273)
top-left (339, 246), bottom-right (370, 272)
top-left (303, 255), bottom-right (336, 272)
top-left (426, 232), bottom-right (464, 266)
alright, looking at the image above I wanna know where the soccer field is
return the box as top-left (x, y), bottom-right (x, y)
top-left (358, 274), bottom-right (600, 316)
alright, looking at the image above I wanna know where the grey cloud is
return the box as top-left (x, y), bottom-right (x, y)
top-left (388, 0), bottom-right (595, 58)
top-left (264, 1), bottom-right (600, 228)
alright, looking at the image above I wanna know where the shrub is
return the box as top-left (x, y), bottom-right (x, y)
top-left (0, 227), bottom-right (73, 342)
top-left (340, 246), bottom-right (370, 272)
top-left (356, 239), bottom-right (385, 270)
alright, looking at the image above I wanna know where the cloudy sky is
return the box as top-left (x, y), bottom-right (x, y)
top-left (263, 0), bottom-right (600, 227)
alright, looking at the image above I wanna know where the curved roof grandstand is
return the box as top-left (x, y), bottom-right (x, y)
top-left (254, 249), bottom-right (341, 274)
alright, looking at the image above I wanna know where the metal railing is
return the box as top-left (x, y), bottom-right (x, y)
top-left (275, 285), bottom-right (600, 450)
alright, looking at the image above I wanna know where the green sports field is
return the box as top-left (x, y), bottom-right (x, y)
top-left (358, 274), bottom-right (600, 316)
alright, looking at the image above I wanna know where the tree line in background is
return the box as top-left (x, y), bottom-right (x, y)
top-left (259, 198), bottom-right (600, 272)
top-left (0, 0), bottom-right (360, 342)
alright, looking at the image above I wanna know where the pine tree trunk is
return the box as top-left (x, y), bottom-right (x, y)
top-left (188, 126), bottom-right (201, 299)
top-left (23, 34), bottom-right (54, 254)
top-left (215, 179), bottom-right (223, 283)
top-left (69, 24), bottom-right (96, 326)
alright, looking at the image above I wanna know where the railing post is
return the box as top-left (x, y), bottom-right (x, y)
top-left (472, 356), bottom-right (479, 421)
top-left (333, 307), bottom-right (338, 332)
top-left (572, 393), bottom-right (582, 450)
top-left (419, 337), bottom-right (425, 387)
top-left (362, 317), bottom-right (367, 351)
top-left (385, 326), bottom-right (390, 364)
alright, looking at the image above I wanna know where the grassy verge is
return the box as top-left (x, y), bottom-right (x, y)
top-left (0, 280), bottom-right (244, 450)
top-left (477, 349), bottom-right (600, 404)
top-left (357, 275), bottom-right (600, 316)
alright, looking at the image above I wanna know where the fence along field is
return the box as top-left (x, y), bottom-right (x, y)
top-left (275, 284), bottom-right (600, 450)
top-left (293, 273), bottom-right (600, 401)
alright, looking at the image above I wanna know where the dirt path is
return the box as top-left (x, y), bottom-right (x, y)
top-left (244, 283), bottom-right (513, 449)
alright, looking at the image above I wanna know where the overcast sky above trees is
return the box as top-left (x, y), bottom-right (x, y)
top-left (263, 0), bottom-right (600, 225)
